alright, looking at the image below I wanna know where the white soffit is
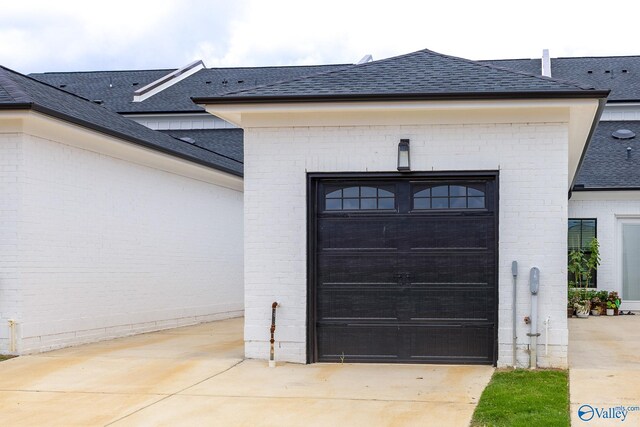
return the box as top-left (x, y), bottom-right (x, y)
top-left (202, 97), bottom-right (600, 191)
top-left (133, 60), bottom-right (205, 103)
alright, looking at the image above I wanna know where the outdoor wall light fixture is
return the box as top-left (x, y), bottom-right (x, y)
top-left (397, 139), bottom-right (410, 171)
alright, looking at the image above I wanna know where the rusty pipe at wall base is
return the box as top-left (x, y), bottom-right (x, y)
top-left (269, 302), bottom-right (279, 368)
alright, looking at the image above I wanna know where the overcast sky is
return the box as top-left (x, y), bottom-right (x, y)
top-left (3, 0), bottom-right (640, 73)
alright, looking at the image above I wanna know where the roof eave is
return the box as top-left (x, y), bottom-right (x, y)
top-left (193, 90), bottom-right (611, 105)
top-left (27, 103), bottom-right (242, 177)
top-left (568, 97), bottom-right (608, 194)
top-left (0, 102), bottom-right (33, 110)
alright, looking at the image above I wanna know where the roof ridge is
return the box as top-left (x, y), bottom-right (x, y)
top-left (216, 64), bottom-right (356, 97)
top-left (213, 49), bottom-right (463, 97)
top-left (32, 68), bottom-right (176, 75)
top-left (423, 49), bottom-right (595, 91)
top-left (209, 48), bottom-right (600, 100)
top-left (206, 63), bottom-right (350, 71)
top-left (31, 64), bottom-right (350, 76)
top-left (555, 55), bottom-right (640, 60)
top-left (479, 58), bottom-right (539, 62)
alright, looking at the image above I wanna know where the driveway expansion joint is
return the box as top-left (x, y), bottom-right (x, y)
top-left (104, 358), bottom-right (245, 426)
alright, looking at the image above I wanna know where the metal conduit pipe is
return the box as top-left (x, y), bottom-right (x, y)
top-left (527, 267), bottom-right (541, 369)
top-left (8, 320), bottom-right (17, 354)
top-left (269, 302), bottom-right (279, 368)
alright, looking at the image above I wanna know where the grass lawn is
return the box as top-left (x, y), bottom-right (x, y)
top-left (471, 369), bottom-right (569, 427)
top-left (0, 355), bottom-right (16, 362)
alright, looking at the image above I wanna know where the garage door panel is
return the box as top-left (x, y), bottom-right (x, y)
top-left (405, 216), bottom-right (494, 249)
top-left (318, 218), bottom-right (399, 250)
top-left (318, 287), bottom-right (400, 320)
top-left (404, 252), bottom-right (495, 284)
top-left (318, 254), bottom-right (398, 285)
top-left (317, 325), bottom-right (400, 361)
top-left (407, 326), bottom-right (493, 361)
top-left (407, 287), bottom-right (494, 320)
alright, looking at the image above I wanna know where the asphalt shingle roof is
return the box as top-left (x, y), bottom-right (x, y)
top-left (0, 66), bottom-right (242, 176)
top-left (30, 64), bottom-right (349, 114)
top-left (575, 121), bottom-right (640, 189)
top-left (480, 56), bottom-right (640, 102)
top-left (159, 129), bottom-right (243, 163)
top-left (196, 49), bottom-right (606, 102)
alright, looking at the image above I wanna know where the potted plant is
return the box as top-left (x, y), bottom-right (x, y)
top-left (608, 291), bottom-right (622, 315)
top-left (568, 238), bottom-right (601, 319)
top-left (597, 290), bottom-right (609, 315)
top-left (606, 300), bottom-right (616, 316)
top-left (567, 288), bottom-right (580, 317)
top-left (568, 250), bottom-right (589, 317)
top-left (590, 296), bottom-right (601, 316)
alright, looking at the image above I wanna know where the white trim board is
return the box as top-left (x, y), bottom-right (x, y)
top-left (616, 216), bottom-right (640, 311)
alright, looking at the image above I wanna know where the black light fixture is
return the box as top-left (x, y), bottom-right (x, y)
top-left (397, 139), bottom-right (410, 171)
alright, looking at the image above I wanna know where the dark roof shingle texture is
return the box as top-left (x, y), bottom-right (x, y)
top-left (481, 56), bottom-right (640, 101)
top-left (575, 121), bottom-right (640, 189)
top-left (210, 49), bottom-right (599, 100)
top-left (30, 64), bottom-right (348, 113)
top-left (0, 66), bottom-right (242, 176)
top-left (159, 129), bottom-right (243, 163)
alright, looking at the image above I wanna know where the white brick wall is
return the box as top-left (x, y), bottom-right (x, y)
top-left (244, 122), bottom-right (570, 367)
top-left (0, 128), bottom-right (244, 354)
top-left (569, 193), bottom-right (640, 309)
top-left (0, 133), bottom-right (24, 353)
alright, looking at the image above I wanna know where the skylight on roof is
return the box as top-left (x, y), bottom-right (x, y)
top-left (612, 129), bottom-right (636, 140)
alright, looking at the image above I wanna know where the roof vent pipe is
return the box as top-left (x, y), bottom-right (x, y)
top-left (541, 49), bottom-right (552, 77)
top-left (627, 147), bottom-right (632, 160)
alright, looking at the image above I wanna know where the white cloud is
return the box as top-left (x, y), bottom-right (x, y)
top-left (2, 0), bottom-right (640, 73)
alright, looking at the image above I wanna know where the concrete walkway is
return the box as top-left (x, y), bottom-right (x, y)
top-left (0, 317), bottom-right (493, 426)
top-left (569, 315), bottom-right (640, 425)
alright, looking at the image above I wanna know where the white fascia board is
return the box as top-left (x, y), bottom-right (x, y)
top-left (201, 98), bottom-right (592, 128)
top-left (19, 111), bottom-right (243, 191)
top-left (201, 97), bottom-right (600, 191)
top-left (133, 60), bottom-right (205, 103)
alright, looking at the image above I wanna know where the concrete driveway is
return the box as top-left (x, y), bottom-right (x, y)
top-left (0, 317), bottom-right (493, 426)
top-left (569, 315), bottom-right (640, 425)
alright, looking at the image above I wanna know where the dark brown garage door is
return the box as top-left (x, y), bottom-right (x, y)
top-left (308, 173), bottom-right (498, 365)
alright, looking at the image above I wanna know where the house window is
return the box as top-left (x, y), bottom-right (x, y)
top-left (568, 218), bottom-right (597, 287)
top-left (412, 184), bottom-right (485, 210)
top-left (324, 185), bottom-right (396, 211)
